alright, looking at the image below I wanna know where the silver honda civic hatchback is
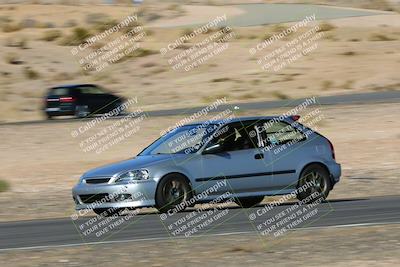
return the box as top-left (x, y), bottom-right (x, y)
top-left (72, 116), bottom-right (341, 216)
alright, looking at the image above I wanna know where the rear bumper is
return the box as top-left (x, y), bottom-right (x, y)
top-left (45, 106), bottom-right (75, 116)
top-left (72, 180), bottom-right (157, 210)
top-left (327, 162), bottom-right (341, 185)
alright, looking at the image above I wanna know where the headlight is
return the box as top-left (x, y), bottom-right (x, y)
top-left (115, 169), bottom-right (149, 183)
top-left (79, 174), bottom-right (86, 184)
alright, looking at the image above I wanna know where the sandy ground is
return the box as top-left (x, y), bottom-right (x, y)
top-left (149, 5), bottom-right (244, 28)
top-left (1, 224), bottom-right (399, 266)
top-left (332, 14), bottom-right (400, 27)
top-left (0, 3), bottom-right (399, 122)
top-left (0, 102), bottom-right (398, 222)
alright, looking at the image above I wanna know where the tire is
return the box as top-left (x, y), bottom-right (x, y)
top-left (297, 164), bottom-right (332, 203)
top-left (112, 100), bottom-right (124, 116)
top-left (235, 196), bottom-right (264, 208)
top-left (155, 173), bottom-right (193, 213)
top-left (93, 208), bottom-right (124, 217)
top-left (75, 105), bottom-right (90, 118)
top-left (46, 113), bottom-right (53, 120)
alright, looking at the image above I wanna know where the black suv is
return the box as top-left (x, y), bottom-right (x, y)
top-left (44, 84), bottom-right (125, 119)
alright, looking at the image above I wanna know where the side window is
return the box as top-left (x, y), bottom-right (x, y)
top-left (257, 120), bottom-right (306, 146)
top-left (209, 122), bottom-right (259, 152)
top-left (79, 86), bottom-right (104, 95)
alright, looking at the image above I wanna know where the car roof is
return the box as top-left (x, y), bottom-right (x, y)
top-left (188, 116), bottom-right (285, 126)
top-left (50, 84), bottom-right (97, 89)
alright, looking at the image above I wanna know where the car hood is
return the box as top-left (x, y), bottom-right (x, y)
top-left (83, 155), bottom-right (178, 178)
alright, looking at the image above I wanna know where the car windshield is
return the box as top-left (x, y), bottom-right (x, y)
top-left (139, 124), bottom-right (219, 155)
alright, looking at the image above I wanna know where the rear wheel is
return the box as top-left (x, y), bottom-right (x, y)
top-left (75, 105), bottom-right (90, 118)
top-left (155, 174), bottom-right (192, 213)
top-left (297, 164), bottom-right (332, 203)
top-left (235, 196), bottom-right (264, 208)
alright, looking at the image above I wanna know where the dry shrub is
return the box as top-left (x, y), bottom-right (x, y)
top-left (211, 77), bottom-right (232, 83)
top-left (321, 80), bottom-right (333, 90)
top-left (60, 27), bottom-right (91, 46)
top-left (127, 48), bottom-right (157, 58)
top-left (4, 53), bottom-right (23, 65)
top-left (0, 180), bottom-right (10, 193)
top-left (368, 33), bottom-right (396, 41)
top-left (23, 67), bottom-right (40, 80)
top-left (86, 13), bottom-right (111, 25)
top-left (271, 91), bottom-right (290, 100)
top-left (2, 23), bottom-right (22, 32)
top-left (41, 30), bottom-right (62, 42)
top-left (317, 22), bottom-right (336, 32)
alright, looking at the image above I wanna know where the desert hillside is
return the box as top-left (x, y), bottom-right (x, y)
top-left (0, 1), bottom-right (399, 122)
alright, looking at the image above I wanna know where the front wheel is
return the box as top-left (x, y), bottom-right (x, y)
top-left (111, 100), bottom-right (125, 116)
top-left (235, 196), bottom-right (264, 208)
top-left (155, 174), bottom-right (192, 213)
top-left (297, 164), bottom-right (332, 203)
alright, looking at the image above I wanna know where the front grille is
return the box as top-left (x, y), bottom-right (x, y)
top-left (79, 194), bottom-right (109, 204)
top-left (84, 178), bottom-right (111, 184)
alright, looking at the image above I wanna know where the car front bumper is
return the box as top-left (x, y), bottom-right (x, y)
top-left (72, 180), bottom-right (157, 210)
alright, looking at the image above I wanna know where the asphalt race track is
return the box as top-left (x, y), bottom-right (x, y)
top-left (0, 195), bottom-right (399, 251)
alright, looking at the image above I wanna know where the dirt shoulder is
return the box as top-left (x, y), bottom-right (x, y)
top-left (1, 223), bottom-right (399, 266)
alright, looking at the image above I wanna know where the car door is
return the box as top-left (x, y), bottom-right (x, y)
top-left (91, 87), bottom-right (116, 113)
top-left (190, 121), bottom-right (278, 197)
top-left (256, 119), bottom-right (307, 192)
top-left (77, 86), bottom-right (96, 112)
top-left (79, 85), bottom-right (108, 113)
top-left (102, 93), bottom-right (119, 113)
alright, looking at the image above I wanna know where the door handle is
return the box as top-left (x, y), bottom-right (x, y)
top-left (254, 153), bottom-right (264, 159)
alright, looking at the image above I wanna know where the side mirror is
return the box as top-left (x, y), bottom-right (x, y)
top-left (202, 143), bottom-right (223, 154)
